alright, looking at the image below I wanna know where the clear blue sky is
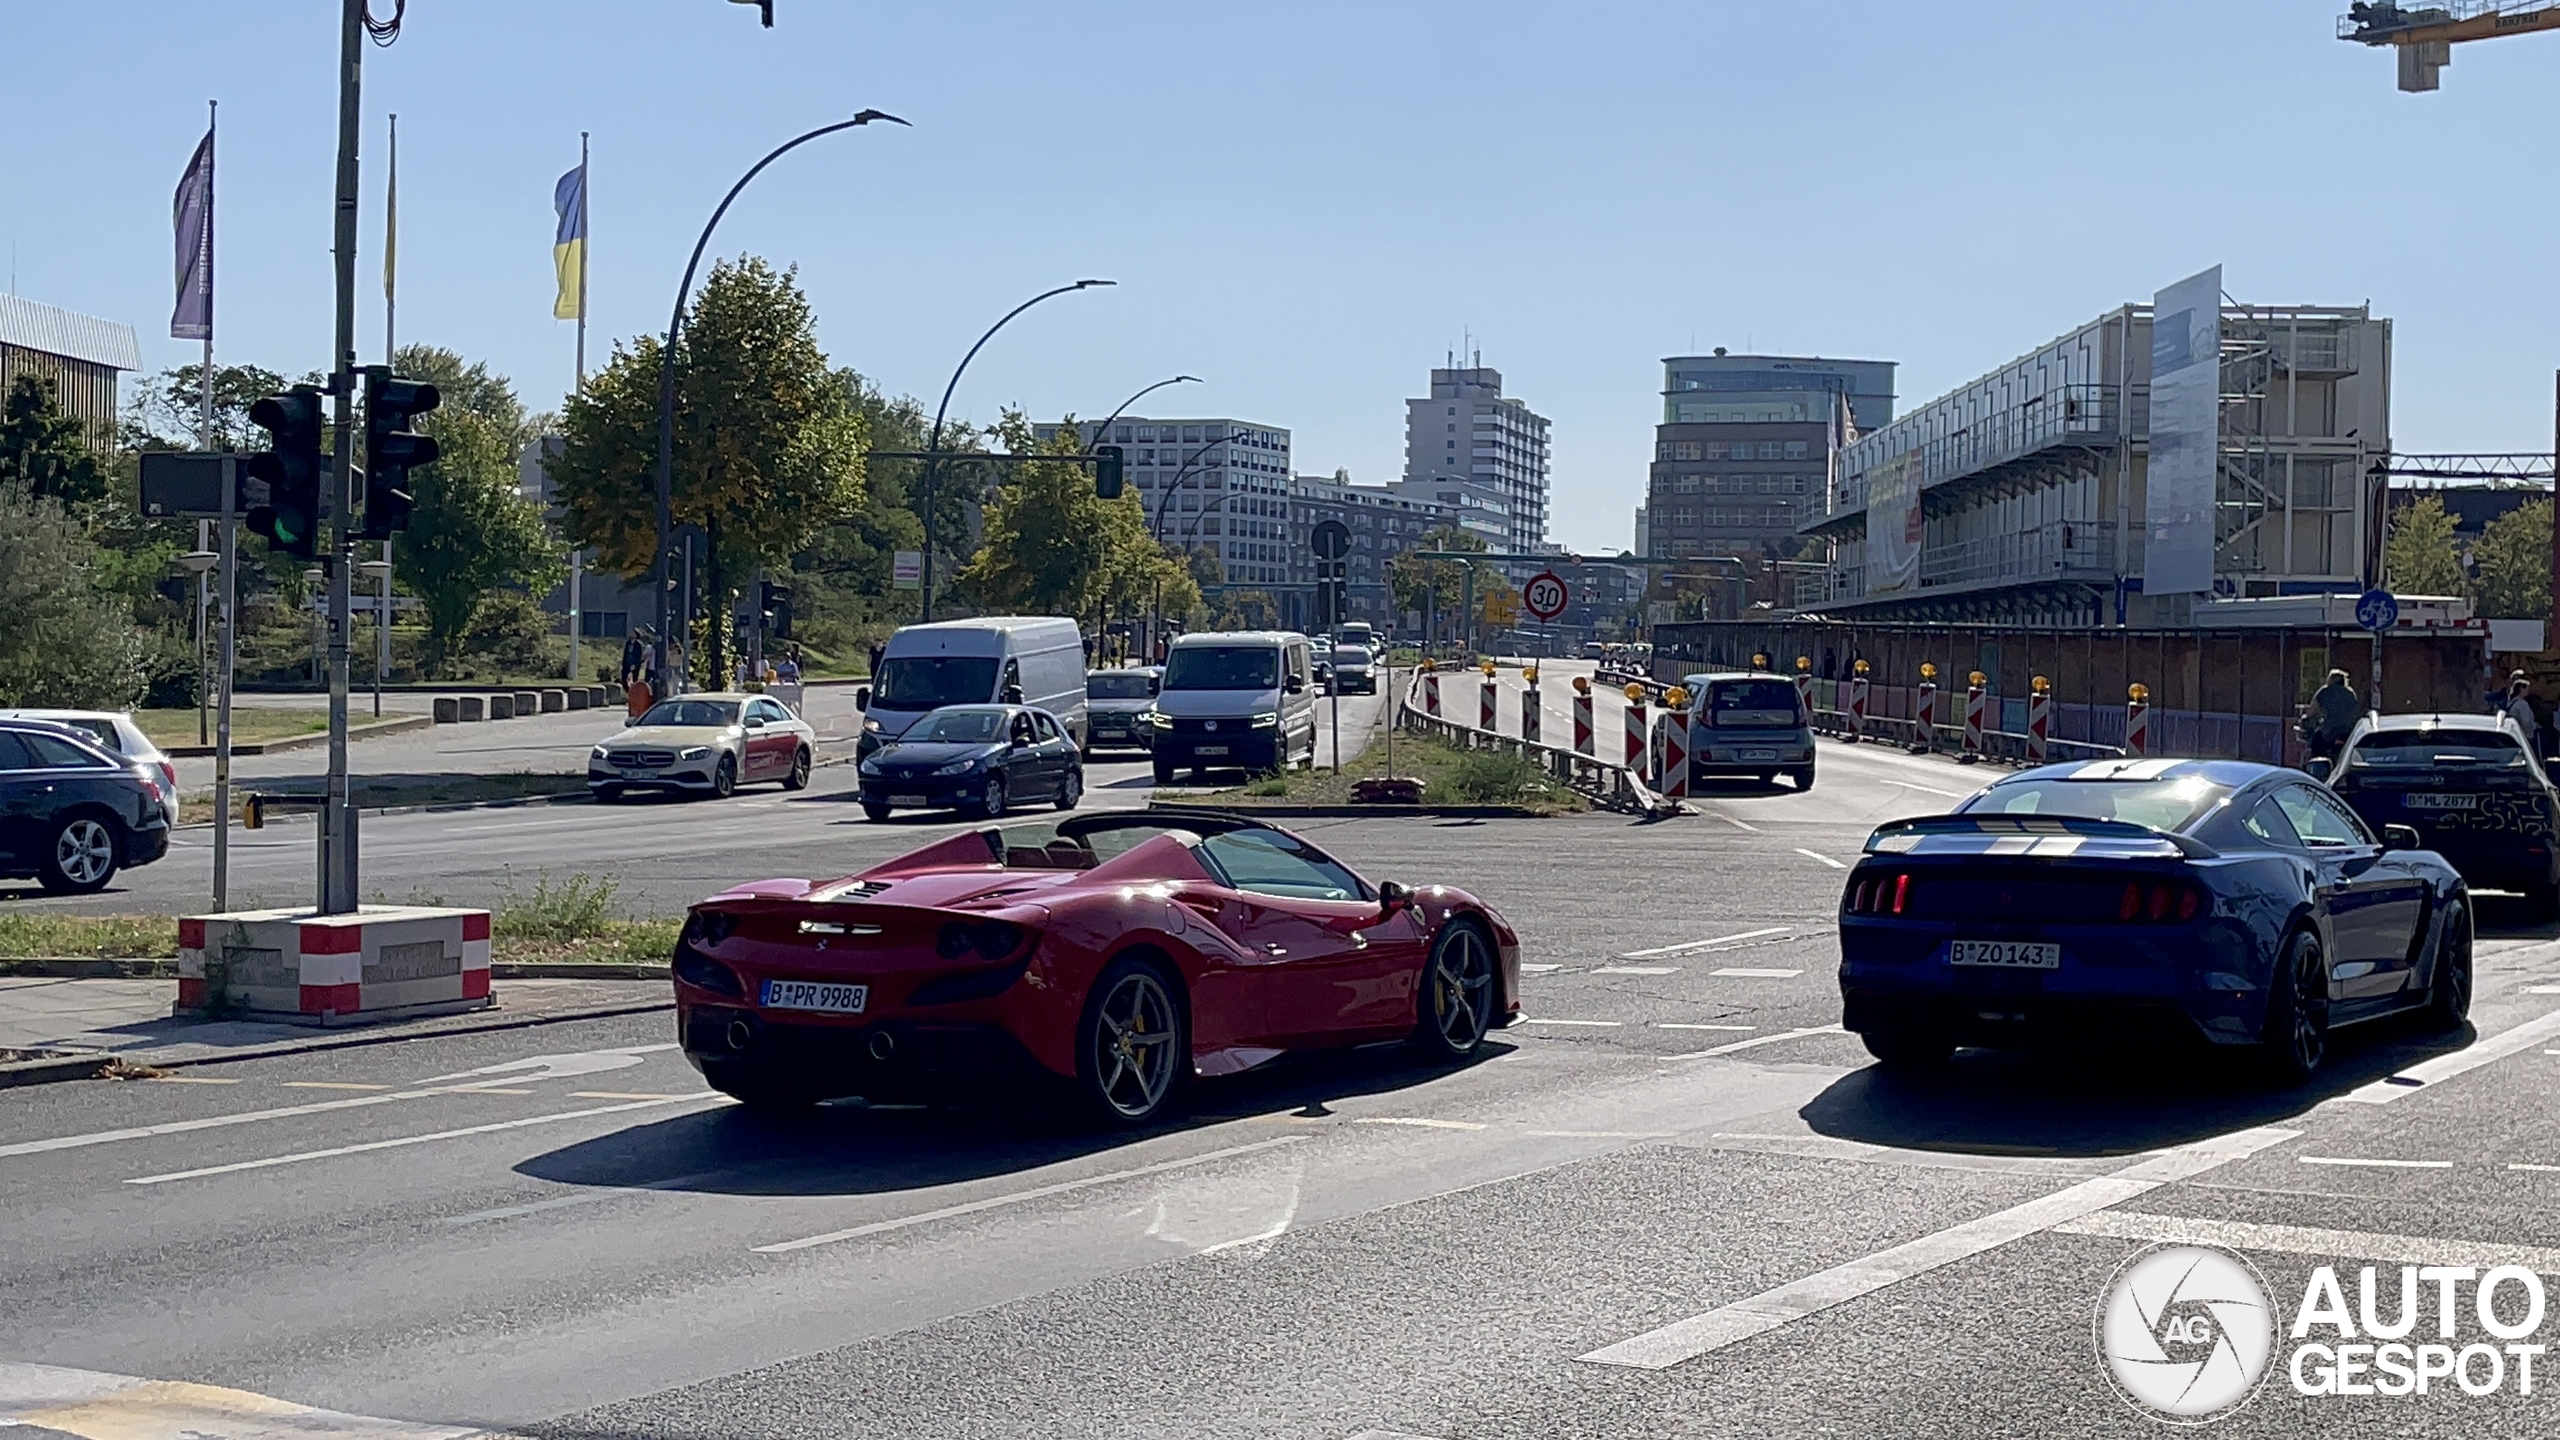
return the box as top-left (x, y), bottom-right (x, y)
top-left (6, 1), bottom-right (2554, 553)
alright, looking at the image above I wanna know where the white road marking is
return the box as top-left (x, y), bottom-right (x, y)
top-left (418, 1041), bottom-right (677, 1086)
top-left (281, 1081), bottom-right (389, 1091)
top-left (148, 1075), bottom-right (240, 1085)
top-left (2513, 1163), bottom-right (2560, 1173)
top-left (1619, 926), bottom-right (1789, 960)
top-left (753, 1136), bottom-right (1308, 1253)
top-left (1527, 1130), bottom-right (1675, 1139)
top-left (1794, 848), bottom-right (1845, 869)
top-left (1666, 1024), bottom-right (1846, 1059)
top-left (1656, 1023), bottom-right (1754, 1032)
top-left (1711, 967), bottom-right (1804, 979)
top-left (0, 1076), bottom-right (578, 1161)
top-left (1519, 963), bottom-right (1566, 974)
top-left (0, 1362), bottom-right (477, 1439)
top-left (2297, 1155), bottom-right (2452, 1169)
top-left (2335, 1005), bottom-right (2560, 1104)
top-left (1715, 812), bottom-right (1759, 833)
top-left (1884, 778), bottom-right (1968, 798)
top-left (443, 1167), bottom-right (734, 1226)
top-left (1352, 1117), bottom-right (1487, 1131)
top-left (2055, 1210), bottom-right (2560, 1275)
top-left (1577, 1126), bottom-right (2301, 1369)
top-left (1524, 1018), bottom-right (1623, 1028)
top-left (1591, 965), bottom-right (1679, 976)
top-left (125, 1096), bottom-right (710, 1185)
top-left (2530, 986), bottom-right (2560, 995)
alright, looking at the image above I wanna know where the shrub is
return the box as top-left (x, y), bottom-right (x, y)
top-left (493, 870), bottom-right (619, 942)
top-left (1444, 750), bottom-right (1548, 804)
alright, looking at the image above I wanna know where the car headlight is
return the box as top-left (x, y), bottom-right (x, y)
top-left (858, 758), bottom-right (882, 775)
top-left (1143, 710), bottom-right (1173, 728)
top-left (933, 758), bottom-right (979, 777)
top-left (590, 746), bottom-right (609, 760)
top-left (679, 745), bottom-right (710, 762)
top-left (1250, 712), bottom-right (1280, 728)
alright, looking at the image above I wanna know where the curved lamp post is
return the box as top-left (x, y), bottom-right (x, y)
top-left (1083, 374), bottom-right (1199, 453)
top-left (918, 279), bottom-right (1116, 621)
top-left (1148, 428), bottom-right (1248, 542)
top-left (651, 109), bottom-right (908, 697)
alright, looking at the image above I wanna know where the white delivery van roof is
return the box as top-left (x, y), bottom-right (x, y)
top-left (1168, 630), bottom-right (1306, 648)
top-left (884, 616), bottom-right (1081, 657)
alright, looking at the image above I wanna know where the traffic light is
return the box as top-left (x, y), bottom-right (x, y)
top-left (245, 385), bottom-right (326, 559)
top-left (1093, 444), bottom-right (1125, 499)
top-left (360, 366), bottom-right (439, 541)
top-left (759, 581), bottom-right (794, 640)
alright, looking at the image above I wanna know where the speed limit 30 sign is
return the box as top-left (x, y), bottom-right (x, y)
top-left (1522, 570), bottom-right (1569, 622)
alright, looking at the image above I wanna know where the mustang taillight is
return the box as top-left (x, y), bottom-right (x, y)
top-left (1846, 872), bottom-right (1913, 917)
top-left (2117, 879), bottom-right (2201, 924)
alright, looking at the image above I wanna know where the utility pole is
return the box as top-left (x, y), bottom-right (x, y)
top-left (319, 0), bottom-right (365, 913)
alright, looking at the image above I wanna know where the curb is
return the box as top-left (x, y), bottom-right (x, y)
top-left (177, 789), bottom-right (593, 831)
top-left (1147, 800), bottom-right (1553, 820)
top-left (0, 997), bottom-right (675, 1088)
top-left (164, 713), bottom-right (435, 758)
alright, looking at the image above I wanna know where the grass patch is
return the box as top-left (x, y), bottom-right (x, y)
top-left (0, 912), bottom-right (178, 959)
top-left (134, 707), bottom-right (331, 748)
top-left (491, 869), bottom-right (678, 965)
top-left (1192, 724), bottom-right (1583, 814)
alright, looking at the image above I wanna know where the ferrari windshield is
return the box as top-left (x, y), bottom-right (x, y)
top-left (1165, 645), bottom-right (1279, 690)
top-left (1960, 775), bottom-right (2234, 833)
top-left (2349, 730), bottom-right (2527, 769)
top-left (636, 700), bottom-right (738, 728)
top-left (903, 708), bottom-right (1008, 744)
top-left (875, 656), bottom-right (999, 707)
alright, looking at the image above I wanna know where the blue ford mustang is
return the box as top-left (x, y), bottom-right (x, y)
top-left (1837, 757), bottom-right (2472, 1082)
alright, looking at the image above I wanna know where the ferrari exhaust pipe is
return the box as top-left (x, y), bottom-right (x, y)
top-left (725, 1018), bottom-right (755, 1053)
top-left (868, 1030), bottom-right (897, 1061)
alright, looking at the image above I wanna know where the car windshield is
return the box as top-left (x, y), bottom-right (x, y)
top-left (637, 700), bottom-right (738, 728)
top-left (1165, 645), bottom-right (1278, 690)
top-left (875, 655), bottom-right (999, 707)
top-left (2349, 730), bottom-right (2527, 769)
top-left (1705, 679), bottom-right (1800, 727)
top-left (1087, 672), bottom-right (1155, 700)
top-left (1961, 775), bottom-right (2234, 832)
top-left (903, 709), bottom-right (1008, 743)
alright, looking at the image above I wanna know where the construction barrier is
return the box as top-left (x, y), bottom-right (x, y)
top-left (177, 905), bottom-right (493, 1024)
top-left (2027, 680), bottom-right (2052, 764)
top-left (1964, 679), bottom-right (1988, 757)
top-left (1573, 686), bottom-right (1595, 757)
top-left (1915, 681), bottom-right (1937, 754)
top-left (1422, 671), bottom-right (1441, 717)
top-left (1521, 682), bottom-right (1541, 745)
top-left (1847, 675), bottom-right (1869, 741)
top-left (1625, 698), bottom-right (1648, 772)
top-left (1394, 672), bottom-right (1672, 816)
top-left (1480, 677), bottom-right (1497, 732)
top-left (2127, 687), bottom-right (2151, 755)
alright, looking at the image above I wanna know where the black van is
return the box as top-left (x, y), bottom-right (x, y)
top-left (2318, 713), bottom-right (2560, 917)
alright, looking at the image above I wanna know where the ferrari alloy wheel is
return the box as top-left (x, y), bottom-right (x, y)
top-left (1413, 919), bottom-right (1496, 1060)
top-left (710, 754), bottom-right (737, 800)
top-left (41, 816), bottom-right (118, 895)
top-left (2261, 928), bottom-right (2330, 1085)
top-left (1078, 960), bottom-right (1184, 1126)
top-left (782, 747), bottom-right (812, 791)
top-left (2426, 896), bottom-right (2473, 1032)
top-left (1054, 765), bottom-right (1082, 811)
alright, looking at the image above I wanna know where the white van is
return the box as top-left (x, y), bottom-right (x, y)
top-left (1147, 630), bottom-right (1317, 782)
top-left (858, 617), bottom-right (1088, 757)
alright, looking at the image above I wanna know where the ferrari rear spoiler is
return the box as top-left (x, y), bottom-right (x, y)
top-left (1864, 814), bottom-right (2215, 861)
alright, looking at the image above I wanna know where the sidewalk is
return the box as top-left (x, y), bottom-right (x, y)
top-left (0, 975), bottom-right (671, 1084)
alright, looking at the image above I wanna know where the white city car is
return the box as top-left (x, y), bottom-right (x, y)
top-left (589, 692), bottom-right (815, 802)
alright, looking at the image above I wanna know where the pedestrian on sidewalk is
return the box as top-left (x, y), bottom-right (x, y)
top-left (619, 634), bottom-right (643, 687)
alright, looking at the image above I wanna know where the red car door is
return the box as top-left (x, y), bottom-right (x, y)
top-left (746, 699), bottom-right (796, 778)
top-left (1197, 829), bottom-right (1425, 1040)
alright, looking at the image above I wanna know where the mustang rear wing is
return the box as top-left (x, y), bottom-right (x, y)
top-left (1864, 814), bottom-right (2214, 860)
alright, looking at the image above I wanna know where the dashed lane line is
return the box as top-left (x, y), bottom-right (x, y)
top-left (1882, 778), bottom-right (1970, 799)
top-left (280, 1081), bottom-right (390, 1091)
top-left (1524, 1018), bottom-right (1624, 1028)
top-left (1353, 1117), bottom-right (1487, 1131)
top-left (1657, 1023), bottom-right (1754, 1032)
top-left (1519, 963), bottom-right (1566, 974)
top-left (1710, 967), bottom-right (1804, 979)
top-left (2336, 1004), bottom-right (2560, 1104)
top-left (0, 1077), bottom-right (619, 1162)
top-left (2297, 1155), bottom-right (2453, 1169)
top-left (1666, 1024), bottom-right (1846, 1060)
top-left (1794, 848), bottom-right (1846, 869)
top-left (1713, 812), bottom-right (1759, 833)
top-left (1619, 926), bottom-right (1789, 961)
top-left (1591, 965), bottom-right (1679, 976)
top-left (124, 1095), bottom-right (714, 1186)
top-left (2055, 1211), bottom-right (2560, 1276)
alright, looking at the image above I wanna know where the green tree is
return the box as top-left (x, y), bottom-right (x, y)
top-left (550, 256), bottom-right (865, 681)
top-left (0, 375), bottom-right (109, 507)
top-left (2383, 493), bottom-right (2470, 599)
top-left (2475, 497), bottom-right (2553, 620)
top-left (120, 362), bottom-right (291, 451)
top-left (957, 414), bottom-right (1114, 614)
top-left (384, 345), bottom-right (562, 673)
top-left (0, 485), bottom-right (146, 707)
top-left (1389, 524), bottom-right (1507, 640)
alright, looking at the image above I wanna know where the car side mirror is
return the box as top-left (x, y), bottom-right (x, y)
top-left (1285, 674), bottom-right (1306, 694)
top-left (2303, 756), bottom-right (2333, 782)
top-left (2382, 823), bottom-right (2422, 851)
top-left (855, 686), bottom-right (871, 710)
top-left (744, 717), bottom-right (764, 730)
top-left (1147, 679), bottom-right (1161, 696)
top-left (1378, 879), bottom-right (1413, 917)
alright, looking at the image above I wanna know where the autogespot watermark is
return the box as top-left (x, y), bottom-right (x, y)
top-left (2095, 1242), bottom-right (2551, 1423)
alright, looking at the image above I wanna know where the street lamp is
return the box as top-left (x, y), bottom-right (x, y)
top-left (1148, 428), bottom-right (1249, 541)
top-left (652, 110), bottom-right (908, 699)
top-left (918, 279), bottom-right (1117, 621)
top-left (1083, 375), bottom-right (1199, 452)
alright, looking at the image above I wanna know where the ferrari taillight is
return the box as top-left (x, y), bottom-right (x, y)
top-left (2116, 879), bottom-right (2200, 925)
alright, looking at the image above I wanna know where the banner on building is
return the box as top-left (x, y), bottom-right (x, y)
top-left (2144, 265), bottom-right (2221, 595)
top-left (1863, 449), bottom-right (1923, 596)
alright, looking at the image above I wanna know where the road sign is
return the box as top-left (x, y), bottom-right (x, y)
top-left (139, 452), bottom-right (238, 518)
top-left (2355, 588), bottom-right (2399, 632)
top-left (892, 550), bottom-right (923, 591)
top-left (1310, 520), bottom-right (1350, 561)
top-left (1522, 570), bottom-right (1569, 622)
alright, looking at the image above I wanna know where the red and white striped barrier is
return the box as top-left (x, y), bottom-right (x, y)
top-left (2027, 689), bottom-right (2051, 763)
top-left (1657, 713), bottom-right (1690, 798)
top-left (1422, 671), bottom-right (1441, 717)
top-left (1521, 683), bottom-right (1540, 745)
top-left (1792, 671), bottom-right (1812, 718)
top-left (2126, 695), bottom-right (2150, 755)
top-left (178, 905), bottom-right (493, 1024)
top-left (1915, 681), bottom-right (1937, 753)
top-left (1625, 699), bottom-right (1648, 772)
top-left (1573, 688), bottom-right (1595, 756)
top-left (1847, 676), bottom-right (1869, 741)
top-left (1964, 683), bottom-right (1987, 756)
top-left (1480, 677), bottom-right (1498, 732)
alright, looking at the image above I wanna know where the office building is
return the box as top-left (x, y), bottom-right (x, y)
top-left (1044, 417), bottom-right (1292, 588)
top-left (1647, 352), bottom-right (1896, 563)
top-left (1404, 363), bottom-right (1550, 553)
top-left (1285, 474), bottom-right (1453, 631)
top-left (0, 294), bottom-right (138, 451)
top-left (1386, 476), bottom-right (1510, 549)
top-left (1633, 505), bottom-right (1649, 557)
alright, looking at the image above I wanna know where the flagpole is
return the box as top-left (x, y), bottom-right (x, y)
top-left (567, 131), bottom-right (589, 687)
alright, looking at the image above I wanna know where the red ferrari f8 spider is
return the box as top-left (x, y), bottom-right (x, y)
top-left (671, 811), bottom-right (1521, 1124)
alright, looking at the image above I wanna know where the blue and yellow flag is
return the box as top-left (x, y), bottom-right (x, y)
top-left (551, 163), bottom-right (586, 321)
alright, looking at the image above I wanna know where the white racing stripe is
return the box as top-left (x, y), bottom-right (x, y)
top-left (125, 1096), bottom-right (713, 1185)
top-left (1619, 926), bottom-right (1788, 961)
top-left (753, 1135), bottom-right (1308, 1253)
top-left (2055, 1210), bottom-right (2560, 1275)
top-left (2335, 1005), bottom-right (2560, 1104)
top-left (1577, 1126), bottom-right (2300, 1369)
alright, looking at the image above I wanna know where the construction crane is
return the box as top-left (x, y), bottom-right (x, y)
top-left (2339, 1), bottom-right (2560, 89)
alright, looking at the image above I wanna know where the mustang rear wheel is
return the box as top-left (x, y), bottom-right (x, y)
top-left (2260, 927), bottom-right (2330, 1085)
top-left (2426, 896), bottom-right (2473, 1032)
top-left (1075, 959), bottom-right (1185, 1126)
top-left (1412, 918), bottom-right (1497, 1061)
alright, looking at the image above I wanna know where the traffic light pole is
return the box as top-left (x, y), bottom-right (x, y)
top-left (319, 0), bottom-right (365, 914)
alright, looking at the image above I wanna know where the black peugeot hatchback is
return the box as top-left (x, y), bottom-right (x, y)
top-left (0, 718), bottom-right (173, 894)
top-left (2317, 713), bottom-right (2560, 918)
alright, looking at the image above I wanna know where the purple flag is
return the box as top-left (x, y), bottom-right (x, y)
top-left (171, 128), bottom-right (214, 341)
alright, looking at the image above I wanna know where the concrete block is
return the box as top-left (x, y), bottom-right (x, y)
top-left (433, 696), bottom-right (460, 724)
top-left (178, 905), bottom-right (493, 1023)
top-left (604, 681), bottom-right (626, 704)
top-left (457, 695), bottom-right (485, 722)
top-left (565, 687), bottom-right (592, 711)
top-left (513, 690), bottom-right (540, 718)
top-left (539, 688), bottom-right (567, 714)
top-left (488, 693), bottom-right (515, 720)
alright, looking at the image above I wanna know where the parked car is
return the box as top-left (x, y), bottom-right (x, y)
top-left (0, 719), bottom-right (174, 894)
top-left (857, 704), bottom-right (1082, 821)
top-left (2316, 712), bottom-right (2560, 917)
top-left (0, 709), bottom-right (179, 830)
top-left (1837, 757), bottom-right (2469, 1083)
top-left (589, 692), bottom-right (815, 802)
top-left (858, 616), bottom-right (1088, 759)
top-left (669, 810), bottom-right (1521, 1122)
top-left (1084, 666), bottom-right (1162, 753)
top-left (1322, 644), bottom-right (1377, 695)
top-left (1144, 631), bottom-right (1319, 783)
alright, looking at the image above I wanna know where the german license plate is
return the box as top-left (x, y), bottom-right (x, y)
top-left (889, 793), bottom-right (929, 807)
top-left (761, 979), bottom-right (868, 1013)
top-left (2402, 793), bottom-right (2478, 810)
top-left (1196, 745), bottom-right (1228, 756)
top-left (1949, 940), bottom-right (2060, 969)
top-left (1739, 749), bottom-right (1779, 762)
